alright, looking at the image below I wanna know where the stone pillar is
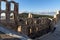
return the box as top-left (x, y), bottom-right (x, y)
top-left (6, 2), bottom-right (10, 23)
top-left (14, 3), bottom-right (19, 26)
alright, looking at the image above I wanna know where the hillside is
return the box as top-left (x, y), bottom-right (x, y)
top-left (18, 13), bottom-right (53, 18)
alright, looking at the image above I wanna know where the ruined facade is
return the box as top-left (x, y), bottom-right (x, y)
top-left (0, 0), bottom-right (53, 39)
top-left (0, 0), bottom-right (19, 30)
top-left (18, 14), bottom-right (52, 38)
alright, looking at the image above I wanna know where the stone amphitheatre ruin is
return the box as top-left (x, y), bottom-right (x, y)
top-left (0, 0), bottom-right (54, 39)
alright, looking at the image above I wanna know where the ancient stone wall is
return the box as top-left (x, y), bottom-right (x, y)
top-left (0, 0), bottom-right (53, 38)
top-left (0, 0), bottom-right (19, 31)
top-left (18, 18), bottom-right (52, 36)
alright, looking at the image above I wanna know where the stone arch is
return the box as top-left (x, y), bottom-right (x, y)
top-left (34, 20), bottom-right (36, 23)
top-left (37, 19), bottom-right (41, 24)
top-left (1, 13), bottom-right (6, 20)
top-left (28, 27), bottom-right (32, 34)
top-left (10, 1), bottom-right (16, 11)
top-left (30, 28), bottom-right (32, 34)
top-left (27, 19), bottom-right (33, 25)
top-left (10, 12), bottom-right (15, 22)
top-left (17, 26), bottom-right (22, 32)
top-left (1, 1), bottom-right (6, 10)
top-left (10, 3), bottom-right (14, 11)
top-left (36, 27), bottom-right (38, 32)
top-left (10, 13), bottom-right (14, 20)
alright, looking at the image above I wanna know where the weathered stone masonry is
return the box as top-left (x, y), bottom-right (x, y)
top-left (0, 0), bottom-right (19, 30)
top-left (19, 18), bottom-right (52, 37)
top-left (0, 0), bottom-right (53, 38)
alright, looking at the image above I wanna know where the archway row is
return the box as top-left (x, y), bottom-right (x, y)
top-left (1, 1), bottom-right (14, 11)
top-left (0, 12), bottom-right (14, 20)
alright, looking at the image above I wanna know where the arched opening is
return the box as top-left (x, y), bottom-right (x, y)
top-left (30, 28), bottom-right (32, 34)
top-left (10, 3), bottom-right (14, 11)
top-left (34, 20), bottom-right (36, 23)
top-left (1, 13), bottom-right (6, 20)
top-left (1, 1), bottom-right (6, 10)
top-left (25, 20), bottom-right (27, 25)
top-left (10, 13), bottom-right (14, 22)
top-left (10, 13), bottom-right (14, 20)
top-left (37, 19), bottom-right (41, 24)
top-left (36, 27), bottom-right (38, 32)
top-left (18, 26), bottom-right (22, 32)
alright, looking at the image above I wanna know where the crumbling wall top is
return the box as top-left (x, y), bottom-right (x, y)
top-left (0, 0), bottom-right (7, 1)
top-left (10, 1), bottom-right (16, 3)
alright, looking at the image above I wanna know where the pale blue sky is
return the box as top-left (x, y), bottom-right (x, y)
top-left (1, 0), bottom-right (60, 13)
